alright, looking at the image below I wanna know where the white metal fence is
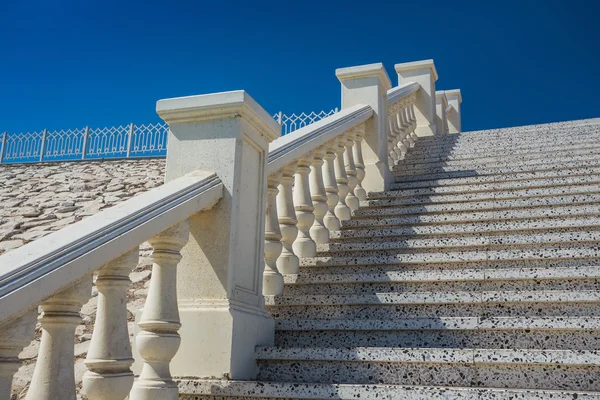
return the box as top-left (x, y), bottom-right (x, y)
top-left (0, 109), bottom-right (337, 164)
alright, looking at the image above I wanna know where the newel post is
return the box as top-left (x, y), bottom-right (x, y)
top-left (155, 91), bottom-right (280, 380)
top-left (435, 91), bottom-right (449, 135)
top-left (395, 59), bottom-right (438, 136)
top-left (336, 63), bottom-right (393, 193)
top-left (445, 89), bottom-right (462, 133)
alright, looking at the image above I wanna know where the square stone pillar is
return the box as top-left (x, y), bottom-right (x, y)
top-left (436, 90), bottom-right (449, 135)
top-left (395, 59), bottom-right (438, 136)
top-left (336, 63), bottom-right (393, 193)
top-left (445, 89), bottom-right (462, 133)
top-left (156, 90), bottom-right (280, 379)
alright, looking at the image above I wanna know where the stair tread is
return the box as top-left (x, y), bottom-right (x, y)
top-left (275, 316), bottom-right (600, 331)
top-left (178, 379), bottom-right (600, 400)
top-left (255, 346), bottom-right (600, 366)
top-left (265, 290), bottom-right (600, 306)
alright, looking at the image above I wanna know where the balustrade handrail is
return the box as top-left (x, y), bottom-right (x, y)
top-left (268, 104), bottom-right (372, 173)
top-left (386, 81), bottom-right (420, 105)
top-left (0, 170), bottom-right (223, 325)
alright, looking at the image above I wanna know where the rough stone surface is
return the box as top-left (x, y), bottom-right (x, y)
top-left (2, 159), bottom-right (165, 399)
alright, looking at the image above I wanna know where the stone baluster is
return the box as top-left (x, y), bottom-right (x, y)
top-left (263, 173), bottom-right (284, 295)
top-left (0, 310), bottom-right (36, 400)
top-left (309, 146), bottom-right (330, 244)
top-left (408, 98), bottom-right (418, 142)
top-left (343, 130), bottom-right (360, 212)
top-left (403, 107), bottom-right (416, 148)
top-left (26, 277), bottom-right (92, 400)
top-left (396, 107), bottom-right (409, 157)
top-left (387, 108), bottom-right (398, 167)
top-left (322, 140), bottom-right (341, 231)
top-left (334, 139), bottom-right (351, 221)
top-left (293, 156), bottom-right (317, 258)
top-left (82, 249), bottom-right (138, 400)
top-left (352, 124), bottom-right (367, 201)
top-left (130, 221), bottom-right (189, 400)
top-left (392, 102), bottom-right (407, 160)
top-left (276, 163), bottom-right (299, 274)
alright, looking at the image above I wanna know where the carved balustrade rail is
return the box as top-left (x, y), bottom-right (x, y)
top-left (386, 82), bottom-right (419, 165)
top-left (0, 170), bottom-right (223, 400)
top-left (262, 105), bottom-right (372, 294)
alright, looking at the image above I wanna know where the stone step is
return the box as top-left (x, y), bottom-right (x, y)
top-left (364, 183), bottom-right (600, 207)
top-left (404, 137), bottom-right (600, 162)
top-left (398, 146), bottom-right (600, 172)
top-left (385, 174), bottom-right (600, 199)
top-left (390, 166), bottom-right (600, 191)
top-left (300, 246), bottom-right (600, 268)
top-left (330, 216), bottom-right (600, 242)
top-left (322, 230), bottom-right (600, 254)
top-left (255, 346), bottom-right (600, 390)
top-left (354, 193), bottom-right (600, 217)
top-left (407, 130), bottom-right (600, 157)
top-left (341, 204), bottom-right (600, 230)
top-left (393, 159), bottom-right (600, 183)
top-left (274, 317), bottom-right (600, 349)
top-left (393, 153), bottom-right (600, 177)
top-left (284, 265), bottom-right (600, 295)
top-left (178, 379), bottom-right (600, 400)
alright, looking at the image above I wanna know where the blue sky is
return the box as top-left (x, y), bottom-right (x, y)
top-left (1, 0), bottom-right (598, 133)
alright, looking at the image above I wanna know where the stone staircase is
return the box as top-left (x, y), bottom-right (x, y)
top-left (187, 118), bottom-right (600, 399)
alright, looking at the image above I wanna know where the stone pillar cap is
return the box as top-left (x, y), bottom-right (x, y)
top-left (394, 59), bottom-right (438, 82)
top-left (445, 89), bottom-right (462, 103)
top-left (156, 90), bottom-right (281, 142)
top-left (436, 90), bottom-right (448, 104)
top-left (336, 62), bottom-right (392, 91)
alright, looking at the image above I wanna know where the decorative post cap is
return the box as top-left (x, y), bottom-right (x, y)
top-left (156, 90), bottom-right (281, 142)
top-left (436, 90), bottom-right (448, 104)
top-left (394, 59), bottom-right (438, 82)
top-left (335, 63), bottom-right (392, 91)
top-left (445, 89), bottom-right (462, 103)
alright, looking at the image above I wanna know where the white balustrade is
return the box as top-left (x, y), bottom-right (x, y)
top-left (334, 139), bottom-right (352, 221)
top-left (309, 146), bottom-right (330, 244)
top-left (293, 156), bottom-right (317, 258)
top-left (130, 221), bottom-right (189, 400)
top-left (26, 277), bottom-right (92, 400)
top-left (264, 173), bottom-right (285, 295)
top-left (352, 124), bottom-right (367, 201)
top-left (82, 249), bottom-right (139, 400)
top-left (276, 163), bottom-right (300, 274)
top-left (322, 139), bottom-right (341, 231)
top-left (343, 130), bottom-right (360, 212)
top-left (0, 310), bottom-right (36, 399)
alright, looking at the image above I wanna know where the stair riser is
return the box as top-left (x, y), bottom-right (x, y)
top-left (355, 195), bottom-right (600, 216)
top-left (267, 303), bottom-right (600, 319)
top-left (299, 258), bottom-right (596, 274)
top-left (257, 360), bottom-right (600, 390)
top-left (394, 154), bottom-right (600, 176)
top-left (399, 147), bottom-right (600, 171)
top-left (283, 279), bottom-right (600, 296)
top-left (405, 140), bottom-right (600, 162)
top-left (390, 173), bottom-right (600, 193)
top-left (342, 205), bottom-right (600, 228)
top-left (365, 185), bottom-right (600, 205)
top-left (274, 329), bottom-right (600, 350)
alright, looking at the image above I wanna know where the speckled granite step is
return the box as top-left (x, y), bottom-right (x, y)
top-left (330, 216), bottom-right (600, 242)
top-left (255, 347), bottom-right (600, 390)
top-left (404, 139), bottom-right (600, 163)
top-left (178, 379), bottom-right (600, 400)
top-left (363, 184), bottom-right (600, 207)
top-left (393, 161), bottom-right (600, 184)
top-left (340, 204), bottom-right (600, 230)
top-left (397, 147), bottom-right (600, 172)
top-left (354, 193), bottom-right (600, 217)
top-left (384, 174), bottom-right (600, 200)
top-left (390, 166), bottom-right (600, 190)
top-left (394, 153), bottom-right (600, 177)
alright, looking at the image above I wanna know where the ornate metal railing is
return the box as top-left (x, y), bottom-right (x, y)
top-left (0, 110), bottom-right (337, 165)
